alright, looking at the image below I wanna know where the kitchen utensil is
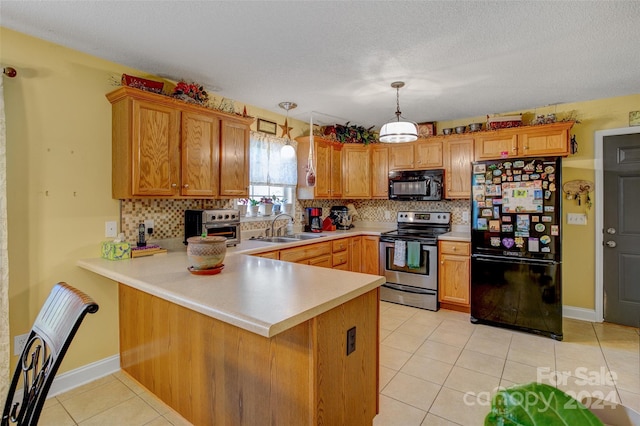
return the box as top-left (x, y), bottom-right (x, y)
top-left (187, 236), bottom-right (227, 270)
top-left (469, 122), bottom-right (483, 132)
top-left (455, 125), bottom-right (467, 134)
top-left (443, 128), bottom-right (453, 135)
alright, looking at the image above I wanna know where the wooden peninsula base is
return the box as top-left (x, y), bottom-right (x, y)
top-left (119, 284), bottom-right (380, 425)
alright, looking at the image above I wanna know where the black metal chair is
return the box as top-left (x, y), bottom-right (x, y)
top-left (2, 282), bottom-right (99, 426)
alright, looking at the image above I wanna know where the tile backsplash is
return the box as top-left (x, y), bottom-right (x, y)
top-left (120, 198), bottom-right (471, 242)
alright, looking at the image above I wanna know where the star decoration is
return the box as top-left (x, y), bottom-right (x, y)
top-left (279, 118), bottom-right (293, 139)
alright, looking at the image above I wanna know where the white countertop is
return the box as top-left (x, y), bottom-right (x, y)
top-left (438, 224), bottom-right (471, 242)
top-left (78, 226), bottom-right (391, 338)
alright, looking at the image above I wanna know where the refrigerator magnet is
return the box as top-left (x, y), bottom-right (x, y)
top-left (475, 175), bottom-right (486, 183)
top-left (535, 223), bottom-right (546, 232)
top-left (540, 235), bottom-right (551, 245)
top-left (528, 238), bottom-right (540, 252)
top-left (493, 198), bottom-right (503, 205)
top-left (515, 237), bottom-right (525, 248)
top-left (542, 216), bottom-right (552, 222)
top-left (493, 169), bottom-right (503, 176)
top-left (502, 215), bottom-right (511, 222)
top-left (532, 216), bottom-right (540, 222)
top-left (548, 173), bottom-right (555, 182)
top-left (503, 161), bottom-right (513, 169)
top-left (524, 161), bottom-right (536, 172)
top-left (545, 165), bottom-right (555, 174)
top-left (502, 224), bottom-right (514, 232)
top-left (502, 237), bottom-right (515, 248)
top-left (493, 206), bottom-right (500, 218)
top-left (513, 160), bottom-right (525, 168)
top-left (477, 218), bottom-right (488, 230)
top-left (491, 237), bottom-right (501, 247)
top-left (482, 208), bottom-right (493, 217)
top-left (534, 189), bottom-right (543, 199)
top-left (544, 206), bottom-right (555, 212)
top-left (493, 177), bottom-right (502, 184)
top-left (551, 225), bottom-right (559, 236)
top-left (485, 171), bottom-right (493, 180)
top-left (541, 247), bottom-right (551, 253)
top-left (489, 220), bottom-right (500, 232)
top-left (549, 183), bottom-right (557, 192)
top-left (535, 163), bottom-right (544, 173)
top-left (542, 181), bottom-right (549, 189)
top-left (544, 190), bottom-right (552, 200)
top-left (477, 201), bottom-right (486, 208)
top-left (473, 164), bottom-right (486, 174)
top-left (530, 173), bottom-right (540, 180)
top-left (516, 214), bottom-right (530, 231)
top-left (514, 175), bottom-right (522, 182)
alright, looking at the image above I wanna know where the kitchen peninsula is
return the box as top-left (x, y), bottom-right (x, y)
top-left (78, 243), bottom-right (385, 425)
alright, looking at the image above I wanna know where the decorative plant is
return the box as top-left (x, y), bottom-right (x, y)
top-left (237, 198), bottom-right (249, 205)
top-left (249, 198), bottom-right (260, 206)
top-left (173, 81), bottom-right (209, 105)
top-left (323, 122), bottom-right (377, 145)
top-left (260, 197), bottom-right (273, 204)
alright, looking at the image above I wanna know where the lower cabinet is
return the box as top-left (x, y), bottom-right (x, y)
top-left (255, 236), bottom-right (380, 274)
top-left (438, 240), bottom-right (471, 313)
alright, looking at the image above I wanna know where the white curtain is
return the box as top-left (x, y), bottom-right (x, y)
top-left (249, 131), bottom-right (297, 185)
top-left (0, 77), bottom-right (9, 400)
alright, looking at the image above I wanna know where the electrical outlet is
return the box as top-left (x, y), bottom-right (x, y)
top-left (144, 219), bottom-right (155, 234)
top-left (346, 326), bottom-right (356, 356)
top-left (14, 333), bottom-right (29, 356)
top-left (567, 213), bottom-right (587, 225)
top-left (105, 221), bottom-right (117, 238)
top-left (384, 210), bottom-right (391, 220)
top-left (462, 211), bottom-right (470, 222)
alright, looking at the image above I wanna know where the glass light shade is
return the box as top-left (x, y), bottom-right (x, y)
top-left (281, 142), bottom-right (296, 159)
top-left (379, 120), bottom-right (418, 143)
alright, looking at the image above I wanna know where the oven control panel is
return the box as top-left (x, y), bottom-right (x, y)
top-left (397, 211), bottom-right (450, 225)
top-left (202, 209), bottom-right (240, 223)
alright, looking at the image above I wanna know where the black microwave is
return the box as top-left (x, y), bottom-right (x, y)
top-left (388, 169), bottom-right (444, 201)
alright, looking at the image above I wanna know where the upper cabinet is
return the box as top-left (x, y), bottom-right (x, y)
top-left (296, 137), bottom-right (343, 199)
top-left (219, 119), bottom-right (250, 197)
top-left (388, 139), bottom-right (443, 171)
top-left (443, 137), bottom-right (474, 199)
top-left (474, 122), bottom-right (573, 160)
top-left (107, 87), bottom-right (252, 199)
top-left (370, 145), bottom-right (389, 199)
top-left (342, 144), bottom-right (371, 198)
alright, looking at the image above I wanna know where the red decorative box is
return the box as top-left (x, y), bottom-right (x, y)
top-left (121, 74), bottom-right (164, 93)
top-left (487, 115), bottom-right (522, 130)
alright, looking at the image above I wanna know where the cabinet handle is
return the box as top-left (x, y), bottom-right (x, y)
top-left (452, 246), bottom-right (457, 251)
top-left (417, 160), bottom-right (421, 164)
top-left (441, 260), bottom-right (444, 265)
top-left (171, 183), bottom-right (178, 188)
top-left (523, 146), bottom-right (529, 150)
top-left (183, 184), bottom-right (189, 188)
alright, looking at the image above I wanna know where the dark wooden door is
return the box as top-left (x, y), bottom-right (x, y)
top-left (603, 131), bottom-right (640, 327)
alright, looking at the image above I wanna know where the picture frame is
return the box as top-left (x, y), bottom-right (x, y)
top-left (630, 111), bottom-right (640, 127)
top-left (257, 118), bottom-right (277, 135)
top-left (417, 122), bottom-right (436, 138)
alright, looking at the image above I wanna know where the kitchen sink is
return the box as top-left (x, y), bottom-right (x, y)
top-left (258, 234), bottom-right (326, 243)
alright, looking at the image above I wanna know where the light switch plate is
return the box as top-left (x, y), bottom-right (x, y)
top-left (105, 221), bottom-right (117, 237)
top-left (567, 213), bottom-right (587, 225)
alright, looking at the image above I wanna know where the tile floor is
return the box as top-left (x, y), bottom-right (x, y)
top-left (40, 302), bottom-right (640, 425)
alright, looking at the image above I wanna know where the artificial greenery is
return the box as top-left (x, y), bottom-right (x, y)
top-left (322, 122), bottom-right (378, 145)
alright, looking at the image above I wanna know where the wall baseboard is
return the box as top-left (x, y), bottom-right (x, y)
top-left (48, 354), bottom-right (120, 397)
top-left (563, 305), bottom-right (599, 323)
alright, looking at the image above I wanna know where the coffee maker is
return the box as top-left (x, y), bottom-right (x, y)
top-left (304, 207), bottom-right (323, 233)
top-left (329, 206), bottom-right (352, 230)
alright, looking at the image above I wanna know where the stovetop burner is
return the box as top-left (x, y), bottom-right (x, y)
top-left (380, 211), bottom-right (451, 244)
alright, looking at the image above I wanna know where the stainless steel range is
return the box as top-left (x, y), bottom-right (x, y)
top-left (379, 211), bottom-right (451, 311)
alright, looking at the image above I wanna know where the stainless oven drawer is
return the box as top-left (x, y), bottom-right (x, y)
top-left (381, 284), bottom-right (438, 311)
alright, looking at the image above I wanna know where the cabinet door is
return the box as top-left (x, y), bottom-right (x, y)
top-left (444, 138), bottom-right (474, 199)
top-left (361, 236), bottom-right (380, 275)
top-left (519, 124), bottom-right (570, 157)
top-left (475, 134), bottom-right (518, 160)
top-left (388, 143), bottom-right (415, 170)
top-left (342, 145), bottom-right (370, 198)
top-left (314, 141), bottom-right (331, 198)
top-left (181, 112), bottom-right (219, 197)
top-left (309, 254), bottom-right (332, 268)
top-left (350, 236), bottom-right (362, 273)
top-left (370, 145), bottom-right (389, 199)
top-left (219, 119), bottom-right (249, 197)
top-left (131, 99), bottom-right (180, 196)
top-left (330, 144), bottom-right (343, 198)
top-left (438, 253), bottom-right (470, 306)
top-left (415, 139), bottom-right (443, 169)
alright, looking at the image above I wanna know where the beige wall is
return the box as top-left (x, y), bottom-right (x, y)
top-left (0, 27), bottom-right (307, 373)
top-left (438, 94), bottom-right (640, 310)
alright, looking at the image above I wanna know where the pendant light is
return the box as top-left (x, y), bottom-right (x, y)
top-left (379, 81), bottom-right (418, 143)
top-left (279, 101), bottom-right (297, 159)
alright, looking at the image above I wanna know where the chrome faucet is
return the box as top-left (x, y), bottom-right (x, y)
top-left (270, 214), bottom-right (294, 237)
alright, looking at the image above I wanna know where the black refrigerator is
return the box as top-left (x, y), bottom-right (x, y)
top-left (470, 156), bottom-right (563, 340)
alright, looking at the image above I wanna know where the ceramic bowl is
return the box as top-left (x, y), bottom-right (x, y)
top-left (469, 122), bottom-right (483, 132)
top-left (443, 128), bottom-right (453, 135)
top-left (455, 125), bottom-right (467, 134)
top-left (187, 236), bottom-right (227, 270)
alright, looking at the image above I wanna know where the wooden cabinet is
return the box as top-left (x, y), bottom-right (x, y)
top-left (388, 139), bottom-right (443, 171)
top-left (253, 251), bottom-right (279, 259)
top-left (370, 145), bottom-right (389, 199)
top-left (342, 144), bottom-right (371, 198)
top-left (350, 236), bottom-right (362, 273)
top-left (279, 241), bottom-right (332, 264)
top-left (438, 240), bottom-right (471, 313)
top-left (296, 137), bottom-right (343, 199)
top-left (361, 236), bottom-right (380, 275)
top-left (219, 119), bottom-right (250, 197)
top-left (444, 137), bottom-right (474, 199)
top-left (332, 238), bottom-right (350, 270)
top-left (107, 87), bottom-right (252, 199)
top-left (474, 122), bottom-right (573, 160)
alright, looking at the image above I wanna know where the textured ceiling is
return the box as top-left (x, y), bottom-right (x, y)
top-left (2, 1), bottom-right (639, 129)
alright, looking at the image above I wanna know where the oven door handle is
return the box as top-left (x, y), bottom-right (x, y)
top-left (380, 241), bottom-right (434, 251)
top-left (383, 283), bottom-right (436, 295)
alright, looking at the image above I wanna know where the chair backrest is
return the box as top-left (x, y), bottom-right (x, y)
top-left (2, 282), bottom-right (99, 426)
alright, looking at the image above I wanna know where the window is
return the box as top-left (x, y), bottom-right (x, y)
top-left (248, 131), bottom-right (297, 207)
